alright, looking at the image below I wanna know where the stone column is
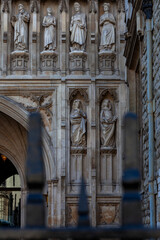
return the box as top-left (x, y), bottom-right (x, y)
top-left (89, 0), bottom-right (98, 76)
top-left (20, 188), bottom-right (27, 227)
top-left (61, 79), bottom-right (67, 226)
top-left (90, 79), bottom-right (97, 226)
top-left (31, 0), bottom-right (39, 75)
top-left (60, 0), bottom-right (68, 76)
top-left (1, 0), bottom-right (9, 75)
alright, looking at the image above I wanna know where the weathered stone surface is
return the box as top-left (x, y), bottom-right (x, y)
top-left (0, 0), bottom-right (127, 227)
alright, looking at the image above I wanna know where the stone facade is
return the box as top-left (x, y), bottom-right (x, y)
top-left (0, 0), bottom-right (127, 227)
top-left (124, 0), bottom-right (160, 227)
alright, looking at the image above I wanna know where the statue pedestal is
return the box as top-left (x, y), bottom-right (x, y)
top-left (40, 51), bottom-right (58, 72)
top-left (69, 51), bottom-right (87, 74)
top-left (68, 146), bottom-right (88, 194)
top-left (11, 51), bottom-right (29, 72)
top-left (98, 51), bottom-right (116, 75)
top-left (99, 147), bottom-right (117, 193)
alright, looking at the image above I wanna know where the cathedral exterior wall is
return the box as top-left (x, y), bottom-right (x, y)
top-left (0, 0), bottom-right (127, 226)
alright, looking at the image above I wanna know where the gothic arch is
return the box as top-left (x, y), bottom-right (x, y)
top-left (0, 96), bottom-right (55, 189)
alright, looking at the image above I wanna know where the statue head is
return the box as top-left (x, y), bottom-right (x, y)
top-left (101, 99), bottom-right (112, 111)
top-left (103, 2), bottom-right (110, 12)
top-left (72, 99), bottom-right (81, 110)
top-left (18, 4), bottom-right (25, 13)
top-left (74, 2), bottom-right (81, 12)
top-left (47, 7), bottom-right (52, 15)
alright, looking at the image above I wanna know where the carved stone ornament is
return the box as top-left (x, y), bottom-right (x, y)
top-left (31, 0), bottom-right (39, 13)
top-left (70, 2), bottom-right (87, 52)
top-left (70, 99), bottom-right (87, 147)
top-left (99, 88), bottom-right (117, 103)
top-left (99, 3), bottom-right (116, 52)
top-left (40, 51), bottom-right (58, 71)
top-left (69, 88), bottom-right (89, 103)
top-left (60, 0), bottom-right (67, 13)
top-left (42, 8), bottom-right (56, 51)
top-left (89, 0), bottom-right (97, 13)
top-left (2, 0), bottom-right (9, 13)
top-left (100, 99), bottom-right (117, 148)
top-left (11, 51), bottom-right (29, 71)
top-left (10, 94), bottom-right (53, 134)
top-left (11, 4), bottom-right (30, 51)
top-left (98, 203), bottom-right (119, 225)
top-left (67, 204), bottom-right (78, 226)
top-left (99, 51), bottom-right (116, 75)
top-left (69, 51), bottom-right (87, 73)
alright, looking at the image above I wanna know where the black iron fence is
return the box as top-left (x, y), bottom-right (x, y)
top-left (0, 112), bottom-right (159, 239)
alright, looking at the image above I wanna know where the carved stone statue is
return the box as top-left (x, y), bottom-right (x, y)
top-left (70, 99), bottom-right (87, 147)
top-left (42, 8), bottom-right (56, 51)
top-left (70, 2), bottom-right (87, 51)
top-left (11, 4), bottom-right (30, 51)
top-left (100, 99), bottom-right (117, 147)
top-left (99, 3), bottom-right (115, 52)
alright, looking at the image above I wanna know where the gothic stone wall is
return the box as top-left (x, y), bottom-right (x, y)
top-left (0, 0), bottom-right (127, 227)
top-left (141, 0), bottom-right (160, 226)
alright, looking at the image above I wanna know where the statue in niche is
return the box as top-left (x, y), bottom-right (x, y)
top-left (11, 4), bottom-right (30, 51)
top-left (42, 8), bottom-right (56, 51)
top-left (70, 99), bottom-right (87, 147)
top-left (100, 99), bottom-right (117, 147)
top-left (70, 2), bottom-right (87, 52)
top-left (99, 3), bottom-right (116, 52)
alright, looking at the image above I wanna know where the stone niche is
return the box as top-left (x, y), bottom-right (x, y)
top-left (69, 0), bottom-right (88, 74)
top-left (98, 1), bottom-right (117, 75)
top-left (40, 0), bottom-right (58, 72)
top-left (98, 89), bottom-right (118, 194)
top-left (10, 1), bottom-right (30, 72)
top-left (68, 89), bottom-right (89, 194)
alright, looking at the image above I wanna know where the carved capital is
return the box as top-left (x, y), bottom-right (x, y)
top-left (2, 0), bottom-right (9, 13)
top-left (142, 0), bottom-right (152, 19)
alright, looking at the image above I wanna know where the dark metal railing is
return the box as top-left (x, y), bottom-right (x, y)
top-left (0, 112), bottom-right (159, 239)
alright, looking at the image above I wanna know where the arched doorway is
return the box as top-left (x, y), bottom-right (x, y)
top-left (0, 96), bottom-right (55, 226)
top-left (0, 155), bottom-right (21, 227)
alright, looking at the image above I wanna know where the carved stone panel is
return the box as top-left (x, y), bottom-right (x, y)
top-left (97, 203), bottom-right (120, 225)
top-left (67, 204), bottom-right (78, 226)
top-left (68, 153), bottom-right (89, 194)
top-left (40, 51), bottom-right (58, 71)
top-left (11, 51), bottom-right (29, 71)
top-left (99, 51), bottom-right (116, 75)
top-left (69, 51), bottom-right (87, 73)
top-left (10, 94), bottom-right (53, 136)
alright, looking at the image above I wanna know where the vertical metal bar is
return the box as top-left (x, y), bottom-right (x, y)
top-left (25, 113), bottom-right (46, 233)
top-left (78, 178), bottom-right (90, 227)
top-left (122, 113), bottom-right (142, 227)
